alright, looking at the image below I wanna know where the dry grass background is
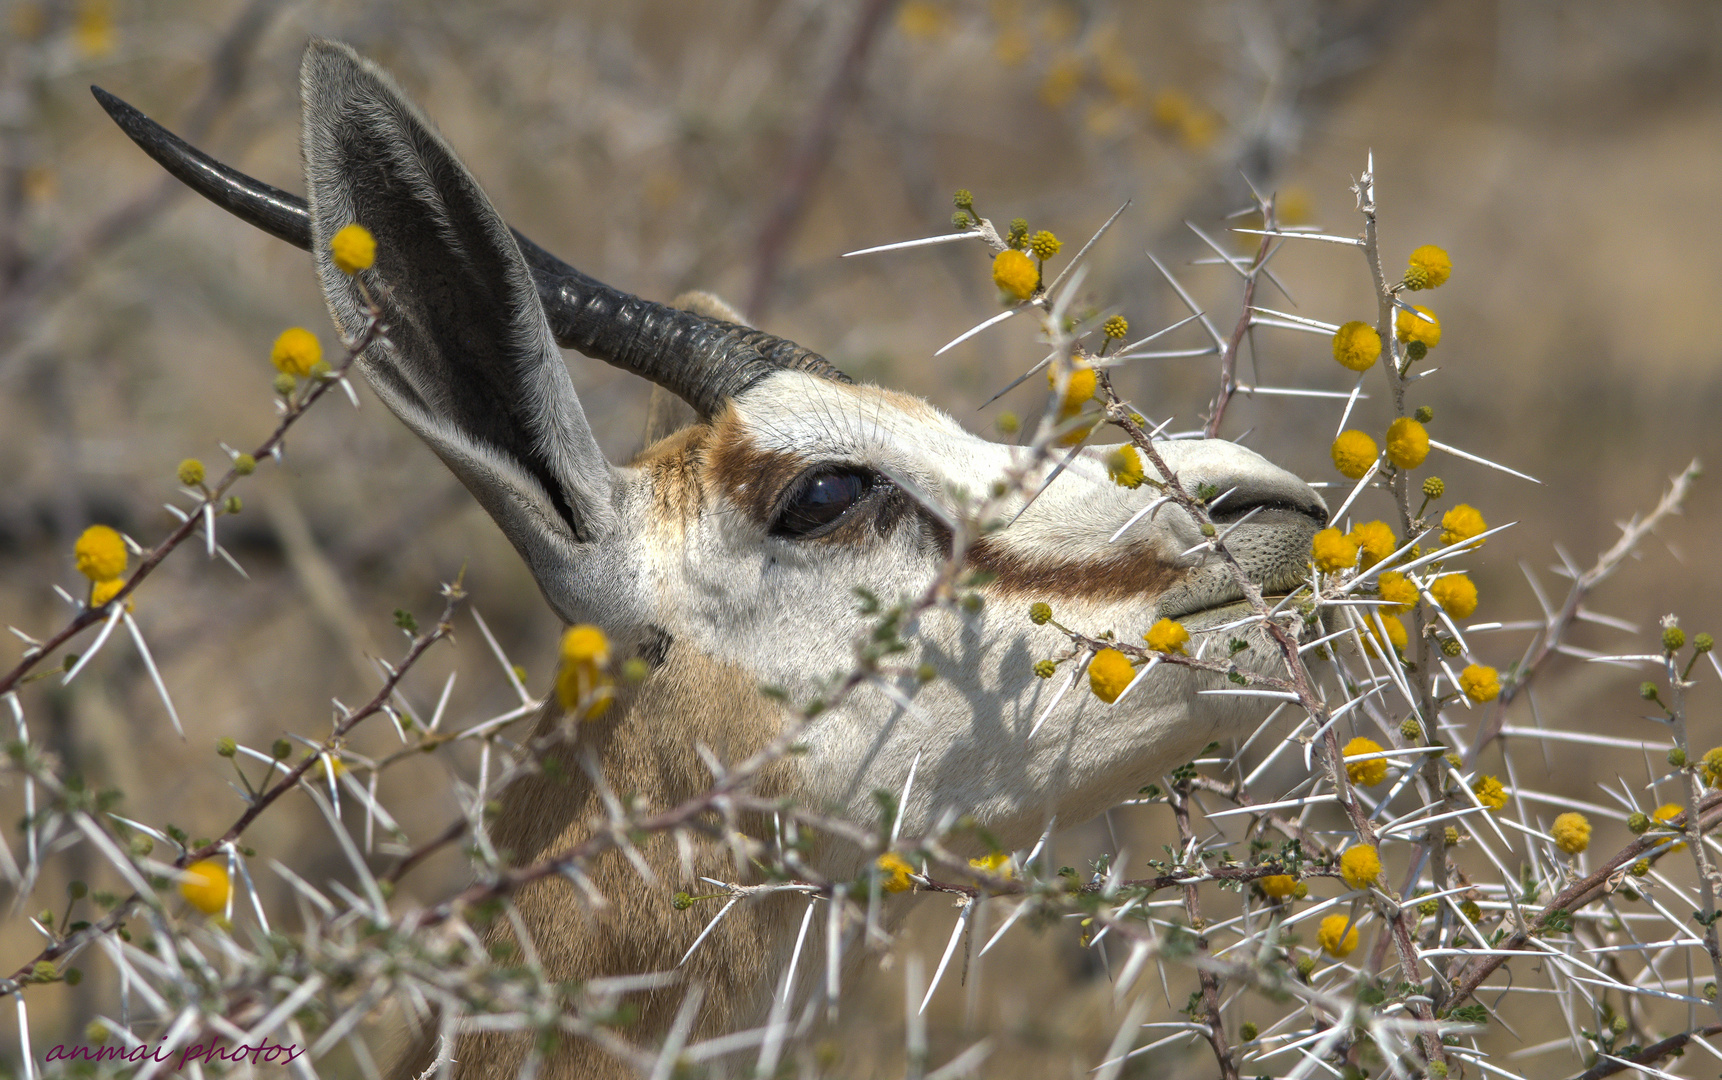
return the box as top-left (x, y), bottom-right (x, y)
top-left (1, 0), bottom-right (1720, 1075)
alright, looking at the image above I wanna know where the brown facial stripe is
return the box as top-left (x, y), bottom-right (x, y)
top-left (968, 535), bottom-right (1185, 602)
top-left (703, 415), bottom-right (810, 530)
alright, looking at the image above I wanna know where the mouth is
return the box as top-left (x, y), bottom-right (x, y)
top-left (1173, 593), bottom-right (1295, 633)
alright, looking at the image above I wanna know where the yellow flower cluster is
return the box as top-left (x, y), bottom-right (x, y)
top-left (556, 624), bottom-right (614, 721)
top-left (1430, 574), bottom-right (1478, 619)
top-left (877, 852), bottom-right (916, 893)
top-left (1318, 913), bottom-right (1360, 958)
top-left (1702, 746), bottom-right (1722, 787)
top-left (74, 525), bottom-right (127, 582)
top-left (1050, 362), bottom-right (1098, 446)
top-left (1348, 520), bottom-right (1396, 569)
top-left (1331, 430), bottom-right (1377, 480)
top-left (1028, 230), bottom-right (1061, 260)
top-left (1331, 321), bottom-right (1381, 372)
top-left (1340, 844), bottom-right (1381, 889)
top-left (331, 222), bottom-right (376, 275)
top-left (1653, 803), bottom-right (1687, 851)
top-left (180, 859), bottom-right (231, 915)
top-left (271, 327), bottom-right (323, 378)
top-left (90, 579), bottom-right (126, 608)
top-left (1143, 618), bottom-right (1189, 655)
top-left (1384, 417), bottom-right (1429, 470)
top-left (1395, 306), bottom-right (1441, 348)
top-left (1342, 736), bottom-right (1388, 787)
top-left (1311, 528), bottom-right (1358, 574)
top-left (1551, 812), bottom-right (1590, 855)
top-left (1088, 648), bottom-right (1135, 703)
top-left (1102, 315), bottom-right (1129, 340)
top-left (969, 851), bottom-right (1013, 877)
top-left (1459, 663), bottom-right (1500, 703)
top-left (1472, 774), bottom-right (1508, 810)
top-left (1106, 445), bottom-right (1145, 489)
top-left (1441, 504), bottom-right (1487, 549)
top-left (1259, 874), bottom-right (1296, 899)
top-left (993, 248), bottom-right (1038, 301)
top-left (1404, 244), bottom-right (1451, 290)
top-left (1364, 615), bottom-right (1407, 659)
top-left (1377, 572), bottom-right (1418, 613)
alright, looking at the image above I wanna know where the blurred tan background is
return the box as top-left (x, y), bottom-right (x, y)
top-left (2, 0), bottom-right (1721, 1075)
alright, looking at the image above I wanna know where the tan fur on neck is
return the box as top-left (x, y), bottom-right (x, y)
top-left (393, 642), bottom-right (806, 1080)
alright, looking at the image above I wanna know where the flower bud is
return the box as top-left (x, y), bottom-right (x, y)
top-left (177, 458), bottom-right (205, 487)
top-left (216, 737), bottom-right (237, 758)
top-left (1627, 812), bottom-right (1650, 834)
top-left (1029, 602), bottom-right (1053, 625)
top-left (1664, 626), bottom-right (1686, 652)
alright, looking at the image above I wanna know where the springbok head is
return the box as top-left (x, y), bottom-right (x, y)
top-left (100, 40), bottom-right (1326, 859)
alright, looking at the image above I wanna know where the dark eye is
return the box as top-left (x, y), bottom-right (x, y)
top-left (772, 468), bottom-right (871, 538)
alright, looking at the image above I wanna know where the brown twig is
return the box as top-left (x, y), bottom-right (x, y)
top-left (0, 316), bottom-right (381, 697)
top-left (0, 0), bottom-right (280, 363)
top-left (746, 0), bottom-right (900, 319)
top-left (1465, 461), bottom-right (1701, 766)
top-left (1203, 200), bottom-right (1275, 439)
top-left (0, 574), bottom-right (460, 996)
top-left (1443, 791), bottom-right (1722, 1013)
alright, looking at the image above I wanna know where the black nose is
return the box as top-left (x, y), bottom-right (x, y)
top-left (1208, 489), bottom-right (1329, 529)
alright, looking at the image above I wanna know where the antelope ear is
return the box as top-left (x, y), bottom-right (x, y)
top-left (299, 39), bottom-right (618, 615)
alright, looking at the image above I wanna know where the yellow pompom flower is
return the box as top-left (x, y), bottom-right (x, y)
top-left (330, 222), bottom-right (376, 275)
top-left (1318, 913), bottom-right (1360, 958)
top-left (1107, 445), bottom-right (1146, 489)
top-left (1339, 844), bottom-right (1382, 889)
top-left (1384, 417), bottom-right (1429, 470)
top-left (1441, 504), bottom-right (1487, 549)
top-left (969, 851), bottom-right (1013, 878)
top-left (1404, 245), bottom-right (1451, 290)
top-left (1342, 736), bottom-right (1389, 787)
top-left (1429, 574), bottom-right (1478, 619)
top-left (89, 578), bottom-right (126, 609)
top-left (1331, 321), bottom-right (1381, 372)
top-left (878, 852), bottom-right (916, 893)
top-left (180, 859), bottom-right (231, 915)
top-left (1363, 615), bottom-right (1408, 659)
top-left (1311, 528), bottom-right (1358, 575)
top-left (1377, 572), bottom-right (1419, 613)
top-left (271, 327), bottom-right (323, 378)
top-left (1028, 230), bottom-right (1061, 260)
top-left (1331, 430), bottom-right (1378, 480)
top-left (1395, 305), bottom-right (1441, 348)
top-left (1143, 618), bottom-right (1190, 655)
top-left (1089, 648), bottom-right (1136, 704)
top-left (1349, 520), bottom-right (1397, 569)
top-left (556, 624), bottom-right (614, 720)
top-left (1653, 803), bottom-right (1688, 851)
top-left (1102, 315), bottom-right (1129, 340)
top-left (1458, 664), bottom-right (1500, 703)
top-left (993, 248), bottom-right (1038, 301)
top-left (1472, 774), bottom-right (1508, 810)
top-left (1049, 363), bottom-right (1097, 417)
top-left (1259, 874), bottom-right (1296, 899)
top-left (1551, 812), bottom-right (1590, 855)
top-left (1701, 746), bottom-right (1722, 787)
top-left (74, 525), bottom-right (127, 582)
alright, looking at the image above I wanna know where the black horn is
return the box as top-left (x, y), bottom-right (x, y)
top-left (91, 85), bottom-right (849, 417)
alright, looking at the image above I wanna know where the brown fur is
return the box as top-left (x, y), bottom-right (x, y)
top-left (968, 534), bottom-right (1184, 601)
top-left (391, 642), bottom-right (815, 1080)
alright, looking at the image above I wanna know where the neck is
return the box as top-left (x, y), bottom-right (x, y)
top-left (410, 641), bottom-right (814, 1080)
